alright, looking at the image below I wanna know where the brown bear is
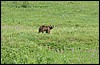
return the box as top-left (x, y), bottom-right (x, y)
top-left (38, 25), bottom-right (54, 34)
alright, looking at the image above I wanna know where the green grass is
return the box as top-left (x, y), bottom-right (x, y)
top-left (1, 1), bottom-right (99, 64)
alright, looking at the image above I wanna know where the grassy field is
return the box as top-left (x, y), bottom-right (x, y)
top-left (1, 1), bottom-right (99, 64)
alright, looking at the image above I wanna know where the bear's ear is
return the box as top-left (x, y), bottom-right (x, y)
top-left (52, 25), bottom-right (54, 27)
top-left (50, 25), bottom-right (53, 26)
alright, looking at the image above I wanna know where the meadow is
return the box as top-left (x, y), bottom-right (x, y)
top-left (1, 1), bottom-right (99, 64)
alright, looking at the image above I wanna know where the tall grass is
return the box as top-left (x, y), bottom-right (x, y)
top-left (1, 1), bottom-right (99, 64)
